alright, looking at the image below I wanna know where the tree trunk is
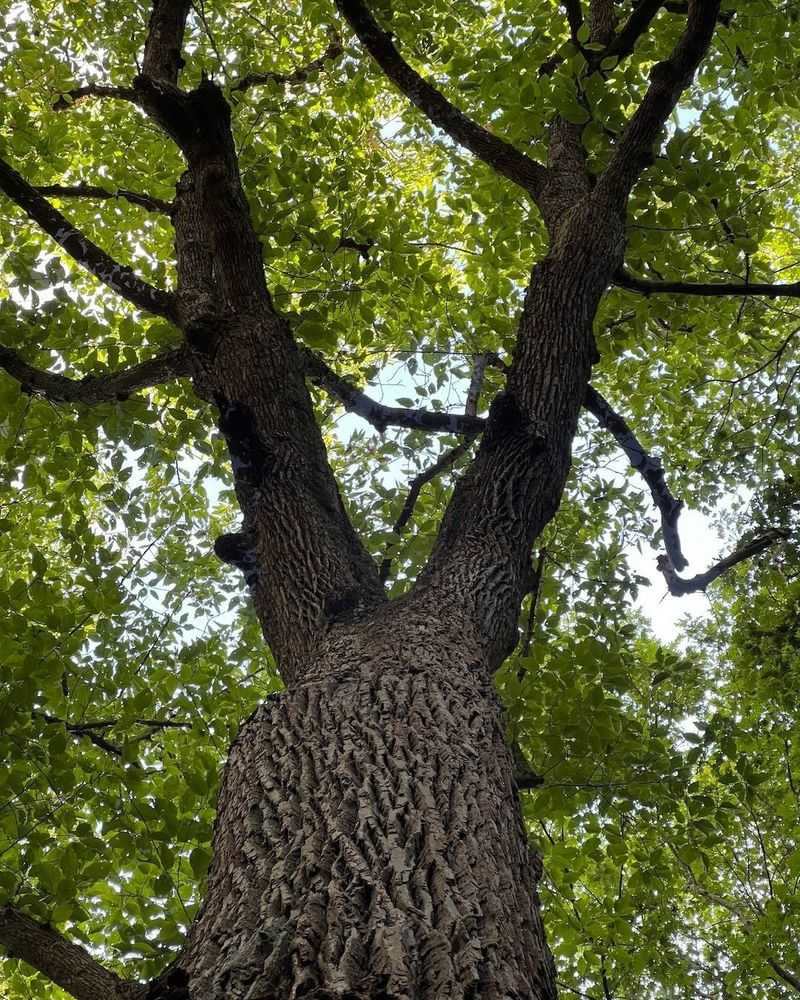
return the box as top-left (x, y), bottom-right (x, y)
top-left (181, 606), bottom-right (556, 1000)
top-left (0, 4), bottom-right (726, 1000)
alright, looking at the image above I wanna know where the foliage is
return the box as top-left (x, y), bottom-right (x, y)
top-left (0, 0), bottom-right (799, 997)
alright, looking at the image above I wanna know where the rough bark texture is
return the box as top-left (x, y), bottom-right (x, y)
top-left (0, 906), bottom-right (144, 1000)
top-left (182, 611), bottom-right (554, 1000)
top-left (0, 2), bottom-right (728, 998)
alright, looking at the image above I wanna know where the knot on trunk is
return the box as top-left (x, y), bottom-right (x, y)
top-left (215, 396), bottom-right (271, 488)
top-left (214, 530), bottom-right (260, 588)
top-left (145, 966), bottom-right (190, 1000)
top-left (483, 390), bottom-right (546, 455)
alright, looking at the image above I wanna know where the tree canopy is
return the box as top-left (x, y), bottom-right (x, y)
top-left (0, 0), bottom-right (798, 998)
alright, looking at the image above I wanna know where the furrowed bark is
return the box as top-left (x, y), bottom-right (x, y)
top-left (141, 0), bottom-right (192, 84)
top-left (414, 203), bottom-right (626, 669)
top-left (0, 905), bottom-right (144, 1000)
top-left (181, 622), bottom-right (556, 1000)
top-left (144, 58), bottom-right (384, 671)
top-left (589, 0), bottom-right (617, 45)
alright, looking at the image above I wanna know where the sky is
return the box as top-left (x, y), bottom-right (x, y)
top-left (337, 360), bottom-right (722, 646)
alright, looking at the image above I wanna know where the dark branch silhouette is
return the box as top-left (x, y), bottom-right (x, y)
top-left (232, 34), bottom-right (344, 93)
top-left (616, 267), bottom-right (800, 299)
top-left (334, 0), bottom-right (548, 198)
top-left (36, 182), bottom-right (172, 214)
top-left (377, 352), bottom-right (495, 581)
top-left (596, 0), bottom-right (722, 208)
top-left (0, 157), bottom-right (177, 320)
top-left (657, 530), bottom-right (787, 595)
top-left (584, 385), bottom-right (687, 570)
top-left (0, 344), bottom-right (189, 404)
top-left (302, 348), bottom-right (486, 435)
top-left (52, 83), bottom-right (140, 111)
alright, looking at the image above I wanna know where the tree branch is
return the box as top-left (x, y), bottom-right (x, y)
top-left (589, 0), bottom-right (617, 45)
top-left (0, 905), bottom-right (144, 1000)
top-left (595, 0), bottom-right (721, 208)
top-left (377, 352), bottom-right (493, 582)
top-left (615, 267), bottom-right (800, 299)
top-left (232, 34), bottom-right (344, 94)
top-left (33, 711), bottom-right (123, 757)
top-left (563, 0), bottom-right (585, 41)
top-left (600, 0), bottom-right (663, 62)
top-left (657, 529), bottom-right (787, 595)
top-left (0, 157), bottom-right (177, 320)
top-left (0, 344), bottom-right (189, 404)
top-left (584, 384), bottom-right (687, 570)
top-left (767, 959), bottom-right (800, 995)
top-left (52, 84), bottom-right (139, 111)
top-left (334, 0), bottom-right (548, 199)
top-left (302, 348), bottom-right (486, 435)
top-left (36, 182), bottom-right (172, 215)
top-left (520, 548), bottom-right (547, 659)
top-left (141, 0), bottom-right (192, 85)
top-left (378, 439), bottom-right (474, 583)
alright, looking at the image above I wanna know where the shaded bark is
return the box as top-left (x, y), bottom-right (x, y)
top-left (181, 609), bottom-right (556, 1000)
top-left (0, 906), bottom-right (145, 1000)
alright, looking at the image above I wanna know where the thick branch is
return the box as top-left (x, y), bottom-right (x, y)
top-left (0, 905), bottom-right (143, 1000)
top-left (0, 345), bottom-right (189, 404)
top-left (767, 959), bottom-right (800, 995)
top-left (616, 267), bottom-right (800, 299)
top-left (141, 0), bottom-right (192, 84)
top-left (589, 0), bottom-right (617, 45)
top-left (584, 385), bottom-right (687, 570)
top-left (600, 0), bottom-right (663, 62)
top-left (0, 157), bottom-right (177, 320)
top-left (657, 529), bottom-right (786, 595)
top-left (596, 0), bottom-right (721, 208)
top-left (36, 182), bottom-right (172, 214)
top-left (334, 0), bottom-right (548, 198)
top-left (232, 35), bottom-right (344, 94)
top-left (302, 348), bottom-right (486, 435)
top-left (52, 84), bottom-right (139, 111)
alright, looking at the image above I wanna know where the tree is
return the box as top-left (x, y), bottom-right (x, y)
top-left (0, 0), bottom-right (798, 997)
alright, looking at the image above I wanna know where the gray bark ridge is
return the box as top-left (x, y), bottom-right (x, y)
top-left (182, 625), bottom-right (556, 1000)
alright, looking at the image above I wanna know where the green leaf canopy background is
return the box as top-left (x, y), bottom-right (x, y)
top-left (0, 0), bottom-right (798, 997)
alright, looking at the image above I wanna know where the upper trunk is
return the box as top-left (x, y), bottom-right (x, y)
top-left (173, 209), bottom-right (625, 1000)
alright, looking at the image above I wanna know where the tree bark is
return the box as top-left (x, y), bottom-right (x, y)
top-left (181, 607), bottom-right (556, 1000)
top-left (173, 229), bottom-right (626, 999)
top-left (0, 3), bottom-right (727, 997)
